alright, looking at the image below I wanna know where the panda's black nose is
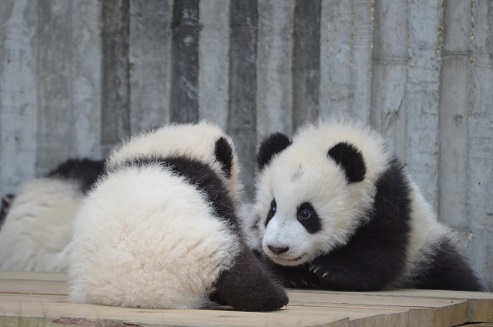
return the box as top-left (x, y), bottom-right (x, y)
top-left (268, 245), bottom-right (289, 255)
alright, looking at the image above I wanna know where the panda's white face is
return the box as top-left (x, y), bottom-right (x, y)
top-left (255, 143), bottom-right (366, 266)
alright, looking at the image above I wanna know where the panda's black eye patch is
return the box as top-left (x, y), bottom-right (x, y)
top-left (265, 199), bottom-right (276, 227)
top-left (297, 202), bottom-right (321, 234)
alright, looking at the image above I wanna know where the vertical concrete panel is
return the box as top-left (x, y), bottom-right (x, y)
top-left (256, 0), bottom-right (295, 140)
top-left (170, 0), bottom-right (200, 123)
top-left (405, 0), bottom-right (442, 211)
top-left (71, 1), bottom-right (102, 159)
top-left (438, 0), bottom-right (471, 229)
top-left (350, 0), bottom-right (373, 123)
top-left (0, 0), bottom-right (38, 196)
top-left (101, 0), bottom-right (130, 155)
top-left (36, 0), bottom-right (75, 175)
top-left (228, 0), bottom-right (258, 200)
top-left (292, 0), bottom-right (321, 130)
top-left (467, 0), bottom-right (493, 291)
top-left (370, 0), bottom-right (409, 160)
top-left (319, 0), bottom-right (353, 120)
top-left (198, 0), bottom-right (230, 130)
top-left (129, 1), bottom-right (173, 133)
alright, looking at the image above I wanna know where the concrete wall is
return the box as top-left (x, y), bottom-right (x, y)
top-left (0, 0), bottom-right (492, 290)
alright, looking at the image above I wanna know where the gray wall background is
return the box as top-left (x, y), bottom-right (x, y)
top-left (0, 0), bottom-right (492, 290)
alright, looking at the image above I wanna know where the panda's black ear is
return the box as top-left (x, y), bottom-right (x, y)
top-left (256, 133), bottom-right (291, 171)
top-left (215, 137), bottom-right (234, 178)
top-left (328, 142), bottom-right (366, 183)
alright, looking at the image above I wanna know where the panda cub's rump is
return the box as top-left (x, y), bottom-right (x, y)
top-left (69, 122), bottom-right (288, 311)
top-left (251, 120), bottom-right (483, 292)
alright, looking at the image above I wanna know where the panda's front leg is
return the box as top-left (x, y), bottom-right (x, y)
top-left (308, 256), bottom-right (371, 291)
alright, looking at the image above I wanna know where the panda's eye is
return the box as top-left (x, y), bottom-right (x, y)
top-left (297, 203), bottom-right (316, 222)
top-left (270, 200), bottom-right (277, 214)
top-left (296, 202), bottom-right (321, 233)
top-left (265, 199), bottom-right (276, 227)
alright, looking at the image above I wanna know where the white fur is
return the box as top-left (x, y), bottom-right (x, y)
top-left (106, 121), bottom-right (242, 205)
top-left (69, 122), bottom-right (242, 309)
top-left (0, 178), bottom-right (81, 272)
top-left (253, 120), bottom-right (393, 266)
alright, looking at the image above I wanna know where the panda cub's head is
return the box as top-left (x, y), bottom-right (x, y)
top-left (253, 120), bottom-right (391, 266)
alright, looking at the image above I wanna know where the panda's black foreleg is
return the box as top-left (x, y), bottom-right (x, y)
top-left (212, 245), bottom-right (289, 311)
top-left (308, 237), bottom-right (407, 291)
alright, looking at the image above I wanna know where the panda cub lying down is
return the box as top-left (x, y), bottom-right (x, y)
top-left (69, 122), bottom-right (288, 311)
top-left (247, 120), bottom-right (484, 292)
top-left (0, 159), bottom-right (104, 272)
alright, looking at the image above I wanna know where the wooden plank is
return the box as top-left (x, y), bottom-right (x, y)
top-left (198, 0), bottom-right (230, 130)
top-left (438, 0), bottom-right (471, 229)
top-left (404, 0), bottom-right (442, 211)
top-left (0, 272), bottom-right (67, 282)
top-left (288, 290), bottom-right (468, 327)
top-left (227, 0), bottom-right (258, 200)
top-left (129, 0), bottom-right (173, 133)
top-left (256, 0), bottom-right (295, 139)
top-left (169, 0), bottom-right (200, 123)
top-left (0, 299), bottom-right (349, 327)
top-left (0, 280), bottom-right (68, 295)
top-left (467, 0), bottom-right (493, 293)
top-left (348, 289), bottom-right (493, 323)
top-left (292, 0), bottom-right (321, 130)
top-left (101, 0), bottom-right (131, 155)
top-left (0, 0), bottom-right (38, 197)
top-left (370, 0), bottom-right (409, 160)
top-left (283, 303), bottom-right (409, 327)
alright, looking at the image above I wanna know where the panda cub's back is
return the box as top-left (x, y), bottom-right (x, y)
top-left (70, 164), bottom-right (237, 309)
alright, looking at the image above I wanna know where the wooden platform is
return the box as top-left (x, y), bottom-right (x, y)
top-left (0, 272), bottom-right (491, 327)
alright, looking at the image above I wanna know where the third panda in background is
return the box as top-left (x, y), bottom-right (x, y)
top-left (0, 158), bottom-right (104, 272)
top-left (249, 120), bottom-right (484, 292)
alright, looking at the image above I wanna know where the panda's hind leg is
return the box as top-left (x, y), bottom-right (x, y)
top-left (212, 245), bottom-right (289, 311)
top-left (415, 237), bottom-right (484, 291)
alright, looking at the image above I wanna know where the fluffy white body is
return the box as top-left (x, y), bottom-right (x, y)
top-left (70, 165), bottom-right (238, 308)
top-left (69, 122), bottom-right (289, 310)
top-left (0, 179), bottom-right (80, 272)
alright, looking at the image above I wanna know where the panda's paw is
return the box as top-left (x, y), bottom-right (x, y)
top-left (309, 264), bottom-right (331, 281)
top-left (259, 283), bottom-right (289, 311)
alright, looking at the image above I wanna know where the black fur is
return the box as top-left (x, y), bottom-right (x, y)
top-left (212, 246), bottom-right (289, 311)
top-left (328, 142), bottom-right (366, 183)
top-left (0, 194), bottom-right (15, 228)
top-left (256, 133), bottom-right (292, 171)
top-left (265, 157), bottom-right (412, 291)
top-left (48, 158), bottom-right (105, 193)
top-left (408, 237), bottom-right (484, 291)
top-left (120, 156), bottom-right (242, 233)
top-left (116, 155), bottom-right (289, 310)
top-left (214, 137), bottom-right (234, 178)
top-left (265, 199), bottom-right (276, 227)
top-left (297, 202), bottom-right (321, 234)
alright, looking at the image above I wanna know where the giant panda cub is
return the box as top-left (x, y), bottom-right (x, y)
top-left (69, 122), bottom-right (288, 311)
top-left (0, 159), bottom-right (104, 272)
top-left (250, 120), bottom-right (483, 292)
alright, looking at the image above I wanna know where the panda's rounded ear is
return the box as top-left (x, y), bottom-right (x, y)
top-left (328, 142), bottom-right (366, 183)
top-left (256, 133), bottom-right (292, 171)
top-left (215, 137), bottom-right (234, 178)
